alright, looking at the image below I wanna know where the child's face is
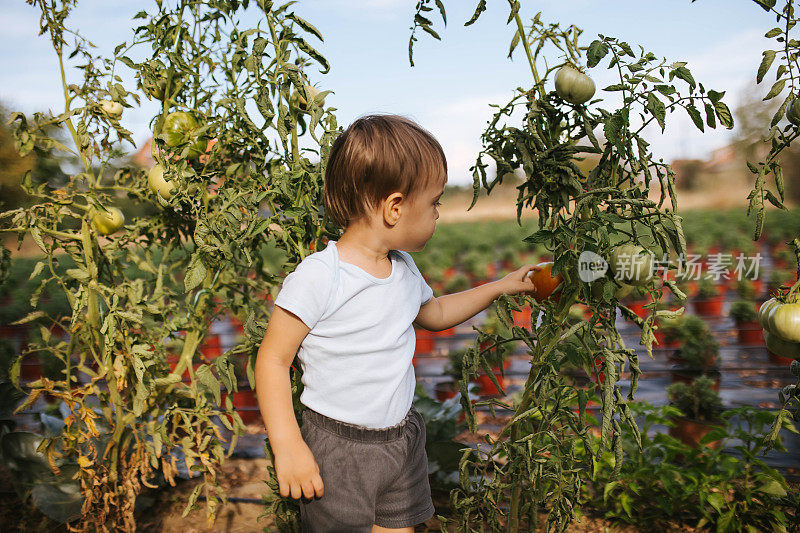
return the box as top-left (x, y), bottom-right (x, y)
top-left (398, 179), bottom-right (444, 252)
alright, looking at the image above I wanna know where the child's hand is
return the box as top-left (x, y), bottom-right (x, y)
top-left (274, 440), bottom-right (324, 501)
top-left (500, 264), bottom-right (543, 296)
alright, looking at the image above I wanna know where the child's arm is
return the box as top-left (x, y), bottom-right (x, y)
top-left (414, 264), bottom-right (542, 331)
top-left (254, 306), bottom-right (324, 501)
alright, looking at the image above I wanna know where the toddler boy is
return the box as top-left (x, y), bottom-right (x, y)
top-left (254, 113), bottom-right (540, 532)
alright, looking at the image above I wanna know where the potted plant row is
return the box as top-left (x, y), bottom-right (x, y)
top-left (729, 299), bottom-right (763, 345)
top-left (693, 277), bottom-right (725, 316)
top-left (666, 314), bottom-right (721, 391)
top-left (666, 375), bottom-right (724, 449)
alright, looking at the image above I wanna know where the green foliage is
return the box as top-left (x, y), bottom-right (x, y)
top-left (413, 383), bottom-right (469, 492)
top-left (735, 278), bottom-right (757, 300)
top-left (444, 272), bottom-right (471, 293)
top-left (0, 422), bottom-right (83, 524)
top-left (729, 299), bottom-right (759, 323)
top-left (0, 0), bottom-right (338, 530)
top-left (666, 375), bottom-right (724, 421)
top-left (586, 402), bottom-right (798, 532)
top-left (411, 3), bottom-right (734, 530)
top-left (688, 0), bottom-right (800, 239)
top-left (671, 315), bottom-right (720, 369)
top-left (697, 276), bottom-right (721, 298)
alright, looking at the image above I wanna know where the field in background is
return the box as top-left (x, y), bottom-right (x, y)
top-left (437, 176), bottom-right (790, 223)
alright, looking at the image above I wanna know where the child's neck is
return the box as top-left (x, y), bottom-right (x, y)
top-left (336, 227), bottom-right (393, 268)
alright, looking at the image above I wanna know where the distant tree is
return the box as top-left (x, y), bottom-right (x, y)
top-left (0, 103), bottom-right (70, 214)
top-left (731, 85), bottom-right (800, 204)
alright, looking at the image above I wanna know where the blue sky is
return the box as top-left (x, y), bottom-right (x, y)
top-left (0, 0), bottom-right (777, 186)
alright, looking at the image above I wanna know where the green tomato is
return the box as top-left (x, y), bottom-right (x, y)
top-left (758, 298), bottom-right (779, 332)
top-left (608, 245), bottom-right (654, 287)
top-left (767, 302), bottom-right (800, 343)
top-left (91, 207), bottom-right (125, 235)
top-left (590, 279), bottom-right (633, 300)
top-left (554, 66), bottom-right (596, 105)
top-left (148, 164), bottom-right (175, 200)
top-left (764, 330), bottom-right (800, 360)
top-left (99, 100), bottom-right (123, 118)
top-left (142, 73), bottom-right (185, 101)
top-left (161, 111), bottom-right (206, 159)
top-left (786, 98), bottom-right (800, 125)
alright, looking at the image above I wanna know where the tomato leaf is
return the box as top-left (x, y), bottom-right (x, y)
top-left (763, 78), bottom-right (786, 101)
top-left (684, 104), bottom-right (704, 132)
top-left (586, 40), bottom-right (609, 68)
top-left (670, 66), bottom-right (696, 91)
top-left (286, 13), bottom-right (324, 42)
top-left (185, 252), bottom-right (207, 292)
top-left (603, 111), bottom-right (625, 149)
top-left (646, 93), bottom-right (666, 131)
top-left (704, 102), bottom-right (717, 129)
top-left (713, 100), bottom-right (734, 129)
top-left (757, 50), bottom-right (776, 84)
top-left (771, 93), bottom-right (792, 127)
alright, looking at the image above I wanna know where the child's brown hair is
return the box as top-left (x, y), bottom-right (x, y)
top-left (323, 113), bottom-right (447, 228)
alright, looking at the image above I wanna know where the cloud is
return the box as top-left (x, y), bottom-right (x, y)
top-left (417, 92), bottom-right (512, 186)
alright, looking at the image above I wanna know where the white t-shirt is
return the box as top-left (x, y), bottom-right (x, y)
top-left (273, 240), bottom-right (434, 428)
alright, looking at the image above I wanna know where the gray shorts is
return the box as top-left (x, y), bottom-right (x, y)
top-left (298, 404), bottom-right (435, 532)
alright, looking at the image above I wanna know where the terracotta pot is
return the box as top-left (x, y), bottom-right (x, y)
top-left (736, 322), bottom-right (763, 345)
top-left (693, 296), bottom-right (725, 317)
top-left (653, 330), bottom-right (680, 348)
top-left (752, 278), bottom-right (765, 296)
top-left (473, 360), bottom-right (511, 396)
top-left (668, 416), bottom-right (722, 449)
top-left (591, 354), bottom-right (607, 385)
top-left (414, 330), bottom-right (435, 354)
top-left (433, 327), bottom-right (456, 338)
top-left (199, 334), bottom-right (223, 359)
top-left (434, 380), bottom-right (458, 402)
top-left (232, 388), bottom-right (260, 424)
top-left (625, 300), bottom-right (650, 318)
top-left (230, 316), bottom-right (244, 334)
top-left (768, 349), bottom-right (794, 365)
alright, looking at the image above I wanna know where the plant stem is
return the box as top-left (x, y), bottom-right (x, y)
top-left (511, 4), bottom-right (546, 101)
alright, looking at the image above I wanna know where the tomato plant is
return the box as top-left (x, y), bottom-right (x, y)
top-left (0, 0), bottom-right (337, 530)
top-left (410, 2), bottom-right (732, 530)
top-left (696, 0), bottom-right (800, 450)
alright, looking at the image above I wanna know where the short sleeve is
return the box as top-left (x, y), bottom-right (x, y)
top-left (398, 251), bottom-right (434, 305)
top-left (274, 258), bottom-right (333, 329)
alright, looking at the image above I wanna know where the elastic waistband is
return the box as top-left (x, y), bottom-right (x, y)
top-left (302, 405), bottom-right (416, 442)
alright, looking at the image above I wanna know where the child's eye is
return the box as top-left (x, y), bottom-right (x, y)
top-left (434, 201), bottom-right (442, 207)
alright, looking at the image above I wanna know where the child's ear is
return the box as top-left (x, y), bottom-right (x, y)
top-left (382, 192), bottom-right (404, 226)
